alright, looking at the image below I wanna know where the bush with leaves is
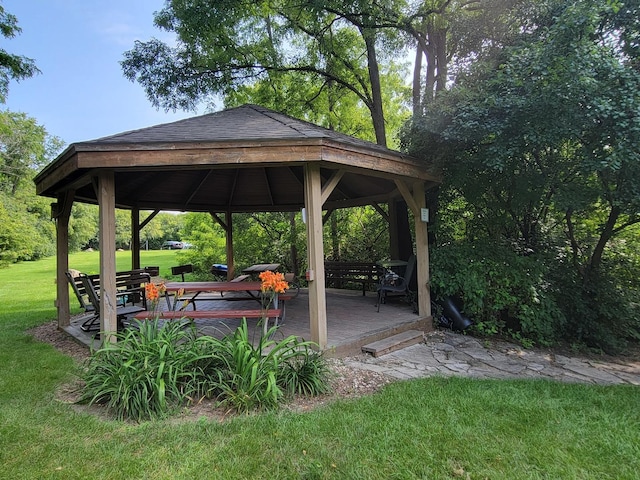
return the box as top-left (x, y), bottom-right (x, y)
top-left (430, 240), bottom-right (565, 347)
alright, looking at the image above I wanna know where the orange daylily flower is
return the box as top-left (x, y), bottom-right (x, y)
top-left (259, 270), bottom-right (288, 294)
top-left (145, 282), bottom-right (166, 302)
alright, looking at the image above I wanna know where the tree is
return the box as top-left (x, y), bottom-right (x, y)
top-left (0, 3), bottom-right (39, 103)
top-left (121, 0), bottom-right (422, 146)
top-left (408, 0), bottom-right (640, 350)
top-left (0, 111), bottom-right (61, 194)
top-left (0, 111), bottom-right (62, 265)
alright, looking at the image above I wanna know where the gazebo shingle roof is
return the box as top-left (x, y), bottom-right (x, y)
top-left (35, 104), bottom-right (439, 213)
top-left (91, 104), bottom-right (388, 152)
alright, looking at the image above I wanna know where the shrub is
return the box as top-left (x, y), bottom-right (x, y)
top-left (430, 240), bottom-right (565, 347)
top-left (551, 260), bottom-right (640, 354)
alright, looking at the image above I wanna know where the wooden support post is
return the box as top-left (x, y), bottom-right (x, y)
top-left (54, 191), bottom-right (74, 329)
top-left (131, 207), bottom-right (141, 270)
top-left (98, 171), bottom-right (118, 343)
top-left (304, 163), bottom-right (327, 349)
top-left (413, 180), bottom-right (432, 321)
top-left (225, 211), bottom-right (234, 280)
top-left (212, 211), bottom-right (235, 280)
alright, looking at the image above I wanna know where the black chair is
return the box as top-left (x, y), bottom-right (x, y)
top-left (376, 255), bottom-right (416, 312)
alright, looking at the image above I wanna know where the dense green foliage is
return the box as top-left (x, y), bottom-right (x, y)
top-left (410, 0), bottom-right (640, 352)
top-left (80, 317), bottom-right (330, 420)
top-left (120, 0), bottom-right (526, 147)
top-left (0, 111), bottom-right (63, 265)
top-left (178, 208), bottom-right (389, 280)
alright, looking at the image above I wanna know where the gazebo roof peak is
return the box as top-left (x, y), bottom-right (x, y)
top-left (87, 104), bottom-right (389, 154)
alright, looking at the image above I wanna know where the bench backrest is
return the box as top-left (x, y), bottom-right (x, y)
top-left (78, 275), bottom-right (101, 311)
top-left (66, 270), bottom-right (95, 312)
top-left (171, 264), bottom-right (193, 281)
top-left (324, 261), bottom-right (382, 279)
top-left (66, 269), bottom-right (150, 311)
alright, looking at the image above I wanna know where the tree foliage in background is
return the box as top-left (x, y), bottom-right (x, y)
top-left (121, 0), bottom-right (526, 147)
top-left (0, 3), bottom-right (39, 103)
top-left (408, 0), bottom-right (640, 352)
top-left (0, 111), bottom-right (62, 265)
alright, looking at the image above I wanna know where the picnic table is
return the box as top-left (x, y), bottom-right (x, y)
top-left (242, 263), bottom-right (281, 275)
top-left (137, 280), bottom-right (283, 335)
top-left (162, 281), bottom-right (262, 309)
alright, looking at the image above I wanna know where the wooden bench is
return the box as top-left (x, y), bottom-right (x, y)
top-left (78, 274), bottom-right (146, 332)
top-left (171, 264), bottom-right (193, 281)
top-left (324, 261), bottom-right (383, 295)
top-left (133, 308), bottom-right (281, 320)
top-left (66, 268), bottom-right (151, 311)
top-left (133, 308), bottom-right (283, 335)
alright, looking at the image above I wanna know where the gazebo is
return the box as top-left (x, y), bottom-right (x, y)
top-left (34, 104), bottom-right (441, 350)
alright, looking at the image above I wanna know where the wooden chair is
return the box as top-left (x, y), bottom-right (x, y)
top-left (78, 275), bottom-right (144, 332)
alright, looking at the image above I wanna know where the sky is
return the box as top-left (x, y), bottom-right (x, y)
top-left (3, 0), bottom-right (205, 147)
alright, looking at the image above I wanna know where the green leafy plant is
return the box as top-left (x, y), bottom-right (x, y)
top-left (78, 318), bottom-right (202, 421)
top-left (278, 349), bottom-right (332, 397)
top-left (200, 319), bottom-right (329, 413)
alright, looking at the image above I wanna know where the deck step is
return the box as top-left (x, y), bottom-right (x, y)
top-left (361, 329), bottom-right (424, 357)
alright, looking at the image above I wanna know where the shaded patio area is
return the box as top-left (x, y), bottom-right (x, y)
top-left (64, 288), bottom-right (428, 357)
top-left (36, 104), bottom-right (440, 350)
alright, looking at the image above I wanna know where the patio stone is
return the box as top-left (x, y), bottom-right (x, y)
top-left (344, 330), bottom-right (640, 386)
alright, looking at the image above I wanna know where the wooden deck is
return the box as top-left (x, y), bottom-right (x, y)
top-left (63, 288), bottom-right (432, 357)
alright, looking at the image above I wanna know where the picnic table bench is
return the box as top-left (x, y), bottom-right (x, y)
top-left (324, 261), bottom-right (383, 295)
top-left (133, 308), bottom-right (283, 335)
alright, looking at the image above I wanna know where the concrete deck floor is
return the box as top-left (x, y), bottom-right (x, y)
top-left (63, 288), bottom-right (432, 357)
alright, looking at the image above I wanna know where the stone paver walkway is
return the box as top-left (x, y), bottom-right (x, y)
top-left (345, 330), bottom-right (640, 385)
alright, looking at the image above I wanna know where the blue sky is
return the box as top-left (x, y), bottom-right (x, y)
top-left (3, 1), bottom-right (205, 146)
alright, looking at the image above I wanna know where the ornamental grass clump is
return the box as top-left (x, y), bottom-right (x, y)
top-left (196, 318), bottom-right (330, 414)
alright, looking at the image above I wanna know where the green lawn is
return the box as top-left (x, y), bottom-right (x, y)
top-left (0, 252), bottom-right (639, 479)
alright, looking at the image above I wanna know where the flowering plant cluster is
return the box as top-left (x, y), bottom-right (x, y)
top-left (259, 270), bottom-right (288, 294)
top-left (144, 282), bottom-right (166, 313)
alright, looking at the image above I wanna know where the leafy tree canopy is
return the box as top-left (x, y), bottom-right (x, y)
top-left (0, 4), bottom-right (39, 103)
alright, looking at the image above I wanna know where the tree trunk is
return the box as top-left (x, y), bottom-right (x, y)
top-left (362, 28), bottom-right (387, 147)
top-left (586, 205), bottom-right (620, 281)
top-left (413, 43), bottom-right (424, 117)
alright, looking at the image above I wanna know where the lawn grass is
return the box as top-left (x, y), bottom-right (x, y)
top-left (1, 252), bottom-right (639, 479)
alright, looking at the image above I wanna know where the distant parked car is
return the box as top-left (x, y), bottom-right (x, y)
top-left (182, 242), bottom-right (193, 249)
top-left (161, 240), bottom-right (184, 250)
